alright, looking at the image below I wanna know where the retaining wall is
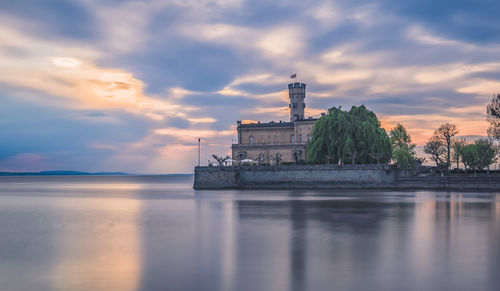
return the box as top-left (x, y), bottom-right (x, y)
top-left (193, 165), bottom-right (500, 191)
top-left (194, 164), bottom-right (396, 189)
top-left (395, 176), bottom-right (500, 190)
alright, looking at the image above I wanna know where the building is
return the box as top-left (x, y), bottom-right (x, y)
top-left (231, 82), bottom-right (320, 164)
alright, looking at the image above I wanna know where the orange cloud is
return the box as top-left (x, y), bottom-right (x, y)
top-left (0, 25), bottom-right (212, 124)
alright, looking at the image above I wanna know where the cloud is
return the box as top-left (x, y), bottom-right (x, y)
top-left (154, 127), bottom-right (234, 142)
top-left (309, 1), bottom-right (341, 28)
top-left (86, 112), bottom-right (108, 117)
top-left (1, 0), bottom-right (499, 173)
top-left (177, 22), bottom-right (306, 60)
top-left (0, 24), bottom-right (211, 124)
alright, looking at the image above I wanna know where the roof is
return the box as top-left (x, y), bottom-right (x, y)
top-left (238, 121), bottom-right (294, 128)
top-left (294, 118), bottom-right (319, 123)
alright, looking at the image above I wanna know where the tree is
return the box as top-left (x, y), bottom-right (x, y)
top-left (460, 144), bottom-right (476, 174)
top-left (423, 136), bottom-right (446, 169)
top-left (389, 123), bottom-right (416, 171)
top-left (473, 139), bottom-right (498, 174)
top-left (257, 153), bottom-right (266, 165)
top-left (212, 154), bottom-right (230, 166)
top-left (487, 94), bottom-right (500, 140)
top-left (460, 140), bottom-right (498, 175)
top-left (307, 105), bottom-right (392, 164)
top-left (451, 138), bottom-right (467, 171)
top-left (390, 123), bottom-right (415, 152)
top-left (392, 148), bottom-right (415, 171)
top-left (434, 123), bottom-right (459, 171)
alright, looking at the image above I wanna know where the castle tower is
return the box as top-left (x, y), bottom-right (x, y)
top-left (288, 82), bottom-right (306, 121)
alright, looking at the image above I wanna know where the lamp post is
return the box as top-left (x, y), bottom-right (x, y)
top-left (197, 138), bottom-right (200, 167)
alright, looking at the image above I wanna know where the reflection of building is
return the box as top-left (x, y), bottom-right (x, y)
top-left (231, 82), bottom-right (319, 164)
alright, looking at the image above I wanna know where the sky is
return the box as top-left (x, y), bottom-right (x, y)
top-left (0, 0), bottom-right (499, 173)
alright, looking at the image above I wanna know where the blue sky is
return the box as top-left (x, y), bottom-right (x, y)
top-left (0, 0), bottom-right (499, 173)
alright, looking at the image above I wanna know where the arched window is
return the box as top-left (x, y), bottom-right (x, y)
top-left (249, 135), bottom-right (254, 144)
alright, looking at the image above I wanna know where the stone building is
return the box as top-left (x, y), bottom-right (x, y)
top-left (231, 82), bottom-right (319, 164)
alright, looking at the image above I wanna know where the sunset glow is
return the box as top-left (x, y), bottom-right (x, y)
top-left (0, 0), bottom-right (497, 173)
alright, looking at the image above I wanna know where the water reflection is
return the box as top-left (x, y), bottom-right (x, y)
top-left (1, 177), bottom-right (499, 291)
top-left (231, 191), bottom-right (500, 291)
top-left (51, 196), bottom-right (142, 291)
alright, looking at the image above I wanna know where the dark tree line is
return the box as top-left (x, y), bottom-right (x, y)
top-left (307, 105), bottom-right (419, 171)
top-left (307, 100), bottom-right (499, 175)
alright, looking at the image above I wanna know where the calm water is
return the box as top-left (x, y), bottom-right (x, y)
top-left (0, 176), bottom-right (499, 291)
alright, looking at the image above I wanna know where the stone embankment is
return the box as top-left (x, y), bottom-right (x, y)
top-left (194, 164), bottom-right (500, 191)
top-left (394, 176), bottom-right (500, 190)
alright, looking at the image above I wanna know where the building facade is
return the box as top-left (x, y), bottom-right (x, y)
top-left (231, 82), bottom-right (319, 164)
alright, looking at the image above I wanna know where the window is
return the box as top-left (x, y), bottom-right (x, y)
top-left (307, 134), bottom-right (311, 141)
top-left (249, 135), bottom-right (254, 144)
top-left (299, 135), bottom-right (302, 142)
top-left (290, 135), bottom-right (295, 143)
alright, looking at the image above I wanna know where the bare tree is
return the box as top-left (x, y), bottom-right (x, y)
top-left (423, 136), bottom-right (446, 169)
top-left (434, 123), bottom-right (459, 171)
top-left (487, 94), bottom-right (500, 140)
top-left (212, 154), bottom-right (230, 166)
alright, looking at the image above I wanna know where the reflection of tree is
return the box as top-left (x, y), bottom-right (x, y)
top-left (290, 198), bottom-right (306, 291)
top-left (236, 198), bottom-right (389, 290)
top-left (235, 193), bottom-right (500, 290)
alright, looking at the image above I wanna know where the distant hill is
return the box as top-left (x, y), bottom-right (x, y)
top-left (0, 171), bottom-right (131, 176)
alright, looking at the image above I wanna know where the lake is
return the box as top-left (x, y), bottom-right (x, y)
top-left (0, 176), bottom-right (499, 291)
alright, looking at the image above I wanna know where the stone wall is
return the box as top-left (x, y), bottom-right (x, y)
top-left (194, 165), bottom-right (500, 190)
top-left (194, 164), bottom-right (396, 189)
top-left (193, 166), bottom-right (240, 189)
top-left (395, 176), bottom-right (500, 190)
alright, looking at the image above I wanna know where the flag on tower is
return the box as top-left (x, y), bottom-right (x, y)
top-left (290, 73), bottom-right (297, 78)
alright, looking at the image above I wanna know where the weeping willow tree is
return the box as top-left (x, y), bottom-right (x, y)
top-left (307, 105), bottom-right (392, 164)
